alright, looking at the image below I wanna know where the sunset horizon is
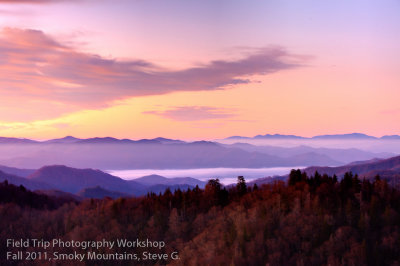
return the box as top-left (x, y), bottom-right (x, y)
top-left (1, 1), bottom-right (400, 265)
top-left (0, 0), bottom-right (399, 140)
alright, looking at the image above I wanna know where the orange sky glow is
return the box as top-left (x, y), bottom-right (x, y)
top-left (0, 0), bottom-right (399, 140)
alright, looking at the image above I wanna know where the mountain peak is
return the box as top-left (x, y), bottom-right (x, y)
top-left (380, 135), bottom-right (400, 140)
top-left (45, 136), bottom-right (81, 143)
top-left (312, 133), bottom-right (377, 139)
top-left (254, 134), bottom-right (305, 139)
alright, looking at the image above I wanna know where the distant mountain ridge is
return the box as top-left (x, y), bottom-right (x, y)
top-left (0, 137), bottom-right (38, 144)
top-left (1, 133), bottom-right (399, 145)
top-left (225, 143), bottom-right (392, 165)
top-left (225, 133), bottom-right (400, 140)
top-left (0, 134), bottom-right (398, 170)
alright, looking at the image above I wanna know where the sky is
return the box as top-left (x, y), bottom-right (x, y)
top-left (0, 0), bottom-right (399, 140)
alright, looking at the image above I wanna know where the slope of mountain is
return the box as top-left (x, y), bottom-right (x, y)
top-left (0, 165), bottom-right (36, 177)
top-left (0, 137), bottom-right (38, 144)
top-left (76, 137), bottom-right (135, 144)
top-left (284, 152), bottom-right (341, 166)
top-left (133, 175), bottom-right (206, 187)
top-left (77, 186), bottom-right (130, 199)
top-left (0, 170), bottom-right (53, 191)
top-left (35, 189), bottom-right (83, 201)
top-left (346, 158), bottom-right (384, 166)
top-left (45, 136), bottom-right (82, 144)
top-left (152, 137), bottom-right (184, 144)
top-left (304, 155), bottom-right (400, 179)
top-left (381, 135), bottom-right (400, 140)
top-left (27, 165), bottom-right (146, 195)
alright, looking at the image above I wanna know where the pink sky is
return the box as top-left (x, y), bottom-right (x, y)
top-left (0, 0), bottom-right (399, 140)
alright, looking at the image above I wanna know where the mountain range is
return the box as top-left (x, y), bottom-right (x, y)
top-left (0, 135), bottom-right (396, 169)
top-left (0, 133), bottom-right (398, 145)
top-left (0, 165), bottom-right (206, 199)
top-left (1, 154), bottom-right (400, 199)
top-left (225, 133), bottom-right (400, 140)
top-left (226, 143), bottom-right (392, 165)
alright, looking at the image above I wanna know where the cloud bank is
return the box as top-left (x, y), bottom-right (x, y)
top-left (0, 28), bottom-right (304, 121)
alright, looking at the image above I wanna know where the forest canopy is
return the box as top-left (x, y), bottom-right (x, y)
top-left (1, 171), bottom-right (400, 265)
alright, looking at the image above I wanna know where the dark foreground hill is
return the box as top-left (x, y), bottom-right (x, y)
top-left (1, 172), bottom-right (400, 265)
top-left (0, 180), bottom-right (77, 209)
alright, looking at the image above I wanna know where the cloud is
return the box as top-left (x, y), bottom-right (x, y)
top-left (0, 28), bottom-right (305, 121)
top-left (144, 106), bottom-right (237, 121)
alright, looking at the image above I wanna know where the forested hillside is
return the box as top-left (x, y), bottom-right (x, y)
top-left (1, 171), bottom-right (400, 265)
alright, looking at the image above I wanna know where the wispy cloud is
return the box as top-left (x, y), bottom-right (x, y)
top-left (0, 28), bottom-right (306, 121)
top-left (144, 106), bottom-right (237, 121)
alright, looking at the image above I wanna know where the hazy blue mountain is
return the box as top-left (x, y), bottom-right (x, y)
top-left (133, 175), bottom-right (206, 187)
top-left (381, 135), bottom-right (400, 140)
top-left (77, 186), bottom-right (130, 199)
top-left (311, 133), bottom-right (377, 139)
top-left (284, 152), bottom-right (341, 166)
top-left (226, 143), bottom-right (392, 165)
top-left (27, 165), bottom-right (146, 195)
top-left (0, 165), bottom-right (36, 177)
top-left (225, 132), bottom-right (388, 140)
top-left (21, 165), bottom-right (207, 197)
top-left (226, 134), bottom-right (305, 140)
top-left (45, 136), bottom-right (82, 144)
top-left (0, 142), bottom-right (301, 169)
top-left (0, 170), bottom-right (53, 191)
top-left (0, 137), bottom-right (38, 144)
top-left (146, 137), bottom-right (185, 144)
top-left (0, 135), bottom-right (398, 170)
top-left (254, 134), bottom-right (306, 139)
top-left (77, 137), bottom-right (135, 144)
